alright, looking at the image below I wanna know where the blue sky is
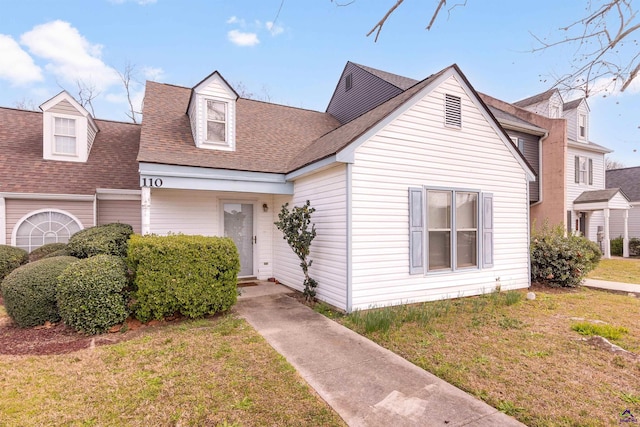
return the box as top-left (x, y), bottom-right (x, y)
top-left (1, 0), bottom-right (639, 166)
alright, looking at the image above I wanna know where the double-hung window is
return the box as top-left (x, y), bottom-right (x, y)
top-left (206, 100), bottom-right (226, 143)
top-left (54, 117), bottom-right (76, 155)
top-left (578, 114), bottom-right (587, 139)
top-left (410, 187), bottom-right (491, 274)
top-left (574, 156), bottom-right (593, 185)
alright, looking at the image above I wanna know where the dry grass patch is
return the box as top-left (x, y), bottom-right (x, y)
top-left (588, 258), bottom-right (640, 284)
top-left (339, 288), bottom-right (640, 427)
top-left (0, 314), bottom-right (345, 426)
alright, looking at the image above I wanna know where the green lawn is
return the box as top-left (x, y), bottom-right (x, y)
top-left (0, 314), bottom-right (345, 427)
top-left (588, 258), bottom-right (640, 284)
top-left (335, 287), bottom-right (640, 427)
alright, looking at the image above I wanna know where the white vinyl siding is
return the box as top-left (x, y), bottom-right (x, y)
top-left (97, 199), bottom-right (142, 233)
top-left (48, 99), bottom-right (83, 116)
top-left (349, 75), bottom-right (530, 310)
top-left (567, 147), bottom-right (606, 241)
top-left (610, 203), bottom-right (640, 239)
top-left (148, 188), bottom-right (274, 279)
top-left (273, 165), bottom-right (348, 310)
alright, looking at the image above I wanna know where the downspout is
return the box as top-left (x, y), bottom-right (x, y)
top-left (93, 194), bottom-right (98, 226)
top-left (346, 163), bottom-right (353, 313)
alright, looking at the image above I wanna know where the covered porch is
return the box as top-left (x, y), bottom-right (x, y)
top-left (573, 188), bottom-right (632, 258)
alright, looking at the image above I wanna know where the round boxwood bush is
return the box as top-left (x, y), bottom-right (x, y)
top-left (1, 256), bottom-right (78, 327)
top-left (29, 243), bottom-right (68, 262)
top-left (0, 245), bottom-right (29, 281)
top-left (66, 223), bottom-right (134, 259)
top-left (57, 254), bottom-right (129, 335)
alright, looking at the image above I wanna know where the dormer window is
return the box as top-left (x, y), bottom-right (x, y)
top-left (54, 117), bottom-right (77, 155)
top-left (206, 100), bottom-right (227, 143)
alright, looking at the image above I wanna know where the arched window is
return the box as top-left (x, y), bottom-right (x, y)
top-left (13, 210), bottom-right (83, 253)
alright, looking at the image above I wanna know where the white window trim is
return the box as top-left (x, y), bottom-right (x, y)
top-left (578, 113), bottom-right (587, 140)
top-left (204, 98), bottom-right (228, 145)
top-left (425, 187), bottom-right (480, 273)
top-left (53, 116), bottom-right (78, 156)
top-left (11, 208), bottom-right (84, 252)
top-left (198, 96), bottom-right (235, 152)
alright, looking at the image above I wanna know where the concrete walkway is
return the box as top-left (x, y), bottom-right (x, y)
top-left (583, 278), bottom-right (640, 295)
top-left (236, 285), bottom-right (525, 427)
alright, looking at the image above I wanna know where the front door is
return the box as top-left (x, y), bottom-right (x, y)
top-left (579, 212), bottom-right (587, 236)
top-left (223, 203), bottom-right (254, 277)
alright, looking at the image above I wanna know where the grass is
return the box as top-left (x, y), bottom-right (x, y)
top-left (0, 313), bottom-right (346, 427)
top-left (338, 287), bottom-right (640, 427)
top-left (572, 321), bottom-right (629, 340)
top-left (588, 258), bottom-right (640, 284)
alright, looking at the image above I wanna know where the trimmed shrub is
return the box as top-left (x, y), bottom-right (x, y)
top-left (630, 238), bottom-right (640, 257)
top-left (531, 223), bottom-right (602, 287)
top-left (57, 254), bottom-right (129, 335)
top-left (1, 256), bottom-right (78, 327)
top-left (29, 243), bottom-right (68, 262)
top-left (0, 245), bottom-right (29, 281)
top-left (128, 234), bottom-right (240, 322)
top-left (610, 236), bottom-right (624, 257)
top-left (66, 223), bottom-right (133, 259)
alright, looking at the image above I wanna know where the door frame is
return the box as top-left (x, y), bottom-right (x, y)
top-left (220, 200), bottom-right (257, 278)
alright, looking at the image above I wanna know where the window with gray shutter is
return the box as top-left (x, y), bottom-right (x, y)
top-left (445, 94), bottom-right (462, 128)
top-left (574, 156), bottom-right (580, 183)
top-left (409, 187), bottom-right (424, 274)
top-left (482, 193), bottom-right (494, 268)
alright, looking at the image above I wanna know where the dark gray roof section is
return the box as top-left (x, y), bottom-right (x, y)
top-left (567, 139), bottom-right (612, 153)
top-left (351, 62), bottom-right (419, 90)
top-left (607, 166), bottom-right (640, 201)
top-left (487, 106), bottom-right (547, 135)
top-left (563, 98), bottom-right (583, 110)
top-left (574, 188), bottom-right (625, 204)
top-left (513, 89), bottom-right (559, 107)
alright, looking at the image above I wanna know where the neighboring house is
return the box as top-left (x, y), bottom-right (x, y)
top-left (0, 91), bottom-right (141, 252)
top-left (137, 63), bottom-right (535, 311)
top-left (513, 90), bottom-right (631, 257)
top-left (607, 166), bottom-right (640, 243)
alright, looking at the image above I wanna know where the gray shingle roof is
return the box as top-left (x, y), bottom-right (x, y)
top-left (563, 98), bottom-right (583, 110)
top-left (607, 166), bottom-right (640, 202)
top-left (487, 106), bottom-right (547, 134)
top-left (574, 188), bottom-right (623, 204)
top-left (0, 107), bottom-right (140, 195)
top-left (513, 89), bottom-right (559, 108)
top-left (138, 81), bottom-right (341, 173)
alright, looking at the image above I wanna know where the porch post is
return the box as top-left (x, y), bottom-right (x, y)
top-left (141, 187), bottom-right (151, 235)
top-left (603, 208), bottom-right (611, 259)
top-left (623, 209), bottom-right (629, 258)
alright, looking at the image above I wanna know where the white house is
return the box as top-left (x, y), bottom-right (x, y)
top-left (607, 166), bottom-right (640, 244)
top-left (137, 64), bottom-right (535, 311)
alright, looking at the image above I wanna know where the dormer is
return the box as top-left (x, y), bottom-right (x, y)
top-left (40, 91), bottom-right (99, 163)
top-left (186, 71), bottom-right (239, 151)
top-left (563, 98), bottom-right (590, 142)
top-left (513, 88), bottom-right (564, 118)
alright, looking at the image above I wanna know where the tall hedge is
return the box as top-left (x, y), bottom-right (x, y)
top-left (57, 254), bottom-right (129, 335)
top-left (66, 223), bottom-right (133, 259)
top-left (128, 234), bottom-right (240, 322)
top-left (1, 256), bottom-right (78, 327)
top-left (0, 245), bottom-right (29, 281)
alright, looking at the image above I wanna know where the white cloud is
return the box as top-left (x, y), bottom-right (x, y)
top-left (226, 16), bottom-right (244, 25)
top-left (227, 30), bottom-right (259, 47)
top-left (20, 20), bottom-right (119, 91)
top-left (265, 21), bottom-right (284, 36)
top-left (0, 34), bottom-right (43, 85)
top-left (141, 66), bottom-right (164, 81)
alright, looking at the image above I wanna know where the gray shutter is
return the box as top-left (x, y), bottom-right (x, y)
top-left (409, 187), bottom-right (424, 274)
top-left (482, 193), bottom-right (494, 268)
top-left (574, 156), bottom-right (580, 183)
top-left (588, 158), bottom-right (593, 185)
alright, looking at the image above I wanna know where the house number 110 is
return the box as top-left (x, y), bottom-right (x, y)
top-left (142, 178), bottom-right (163, 187)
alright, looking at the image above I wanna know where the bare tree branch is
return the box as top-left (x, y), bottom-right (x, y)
top-left (117, 62), bottom-right (142, 124)
top-left (426, 0), bottom-right (447, 31)
top-left (74, 80), bottom-right (99, 117)
top-left (605, 156), bottom-right (626, 170)
top-left (366, 0), bottom-right (404, 42)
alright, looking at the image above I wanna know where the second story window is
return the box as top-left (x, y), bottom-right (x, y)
top-left (54, 117), bottom-right (76, 155)
top-left (575, 156), bottom-right (593, 185)
top-left (579, 114), bottom-right (587, 139)
top-left (206, 100), bottom-right (226, 143)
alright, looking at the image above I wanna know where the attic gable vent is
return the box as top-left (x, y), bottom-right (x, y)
top-left (444, 94), bottom-right (462, 128)
top-left (345, 73), bottom-right (353, 91)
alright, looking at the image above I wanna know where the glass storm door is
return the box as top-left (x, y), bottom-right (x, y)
top-left (223, 203), bottom-right (254, 277)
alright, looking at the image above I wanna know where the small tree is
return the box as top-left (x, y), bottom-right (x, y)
top-left (275, 201), bottom-right (318, 301)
